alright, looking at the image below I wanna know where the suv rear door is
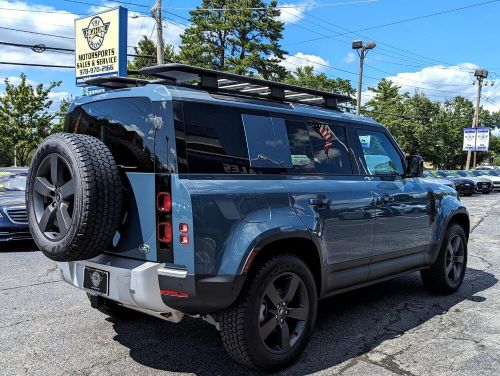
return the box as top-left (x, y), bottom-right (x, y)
top-left (282, 118), bottom-right (376, 291)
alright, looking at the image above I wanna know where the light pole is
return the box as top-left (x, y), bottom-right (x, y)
top-left (151, 0), bottom-right (164, 65)
top-left (352, 40), bottom-right (376, 116)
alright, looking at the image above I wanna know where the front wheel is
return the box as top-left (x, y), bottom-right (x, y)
top-left (421, 223), bottom-right (467, 294)
top-left (219, 254), bottom-right (317, 371)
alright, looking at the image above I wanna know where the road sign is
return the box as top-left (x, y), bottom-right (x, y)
top-left (463, 128), bottom-right (476, 151)
top-left (462, 127), bottom-right (490, 152)
top-left (74, 7), bottom-right (127, 86)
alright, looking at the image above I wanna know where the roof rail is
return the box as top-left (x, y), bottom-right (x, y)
top-left (84, 76), bottom-right (150, 89)
top-left (139, 63), bottom-right (352, 109)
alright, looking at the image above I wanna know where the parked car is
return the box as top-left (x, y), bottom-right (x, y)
top-left (26, 64), bottom-right (470, 371)
top-left (421, 171), bottom-right (456, 189)
top-left (0, 168), bottom-right (30, 242)
top-left (453, 170), bottom-right (494, 193)
top-left (467, 169), bottom-right (500, 191)
top-left (434, 170), bottom-right (476, 196)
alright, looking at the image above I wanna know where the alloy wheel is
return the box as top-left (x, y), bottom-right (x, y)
top-left (33, 153), bottom-right (75, 240)
top-left (445, 234), bottom-right (465, 286)
top-left (258, 272), bottom-right (309, 354)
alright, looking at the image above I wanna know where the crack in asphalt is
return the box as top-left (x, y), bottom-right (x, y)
top-left (0, 279), bottom-right (62, 292)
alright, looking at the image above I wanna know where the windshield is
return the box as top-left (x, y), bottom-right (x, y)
top-left (0, 172), bottom-right (27, 192)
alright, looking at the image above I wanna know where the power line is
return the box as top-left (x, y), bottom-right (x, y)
top-left (0, 61), bottom-right (74, 68)
top-left (0, 27), bottom-right (74, 40)
top-left (284, 0), bottom-right (500, 50)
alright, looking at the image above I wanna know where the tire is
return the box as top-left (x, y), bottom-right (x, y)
top-left (86, 293), bottom-right (142, 320)
top-left (421, 223), bottom-right (467, 294)
top-left (27, 133), bottom-right (123, 261)
top-left (219, 254), bottom-right (317, 371)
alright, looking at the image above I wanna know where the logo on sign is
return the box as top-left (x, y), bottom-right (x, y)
top-left (82, 16), bottom-right (110, 50)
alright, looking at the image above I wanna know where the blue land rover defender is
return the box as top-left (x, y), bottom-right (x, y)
top-left (27, 64), bottom-right (469, 371)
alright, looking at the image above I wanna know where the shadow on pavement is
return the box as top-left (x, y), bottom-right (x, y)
top-left (110, 267), bottom-right (496, 376)
top-left (0, 240), bottom-right (37, 252)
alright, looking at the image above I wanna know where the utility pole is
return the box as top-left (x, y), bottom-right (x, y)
top-left (465, 69), bottom-right (488, 170)
top-left (352, 40), bottom-right (376, 116)
top-left (151, 0), bottom-right (164, 65)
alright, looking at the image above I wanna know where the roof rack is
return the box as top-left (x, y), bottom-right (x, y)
top-left (84, 76), bottom-right (150, 89)
top-left (139, 64), bottom-right (353, 109)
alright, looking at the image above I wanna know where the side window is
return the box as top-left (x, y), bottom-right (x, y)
top-left (72, 97), bottom-right (156, 171)
top-left (284, 120), bottom-right (315, 172)
top-left (308, 121), bottom-right (352, 174)
top-left (183, 102), bottom-right (250, 174)
top-left (241, 115), bottom-right (292, 169)
top-left (356, 129), bottom-right (404, 175)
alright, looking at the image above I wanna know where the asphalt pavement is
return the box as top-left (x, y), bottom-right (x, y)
top-left (1, 193), bottom-right (500, 376)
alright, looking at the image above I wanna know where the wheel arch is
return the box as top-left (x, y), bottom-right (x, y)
top-left (239, 233), bottom-right (323, 297)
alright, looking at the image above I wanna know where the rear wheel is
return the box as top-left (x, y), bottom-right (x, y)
top-left (421, 223), bottom-right (467, 294)
top-left (219, 254), bottom-right (317, 371)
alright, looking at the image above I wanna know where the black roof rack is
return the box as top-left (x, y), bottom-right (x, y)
top-left (84, 76), bottom-right (150, 89)
top-left (139, 64), bottom-right (352, 109)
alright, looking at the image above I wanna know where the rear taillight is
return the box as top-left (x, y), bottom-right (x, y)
top-left (158, 222), bottom-right (172, 244)
top-left (157, 192), bottom-right (172, 212)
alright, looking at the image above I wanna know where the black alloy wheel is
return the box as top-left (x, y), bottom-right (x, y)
top-left (444, 234), bottom-right (465, 289)
top-left (258, 272), bottom-right (309, 354)
top-left (33, 153), bottom-right (75, 241)
top-left (421, 223), bottom-right (467, 294)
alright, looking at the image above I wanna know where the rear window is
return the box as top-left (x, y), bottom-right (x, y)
top-left (66, 97), bottom-right (156, 171)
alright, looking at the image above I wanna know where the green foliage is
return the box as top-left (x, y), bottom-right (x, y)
top-left (128, 36), bottom-right (178, 78)
top-left (179, 0), bottom-right (287, 80)
top-left (284, 66), bottom-right (355, 96)
top-left (0, 74), bottom-right (61, 166)
top-left (364, 79), bottom-right (500, 169)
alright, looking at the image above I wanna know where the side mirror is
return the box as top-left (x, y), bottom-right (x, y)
top-left (405, 155), bottom-right (424, 177)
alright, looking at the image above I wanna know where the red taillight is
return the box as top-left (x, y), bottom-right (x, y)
top-left (160, 289), bottom-right (189, 298)
top-left (157, 192), bottom-right (172, 213)
top-left (158, 222), bottom-right (172, 244)
top-left (179, 223), bottom-right (189, 233)
top-left (180, 234), bottom-right (189, 245)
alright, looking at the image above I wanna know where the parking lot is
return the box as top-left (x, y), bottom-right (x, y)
top-left (1, 193), bottom-right (499, 376)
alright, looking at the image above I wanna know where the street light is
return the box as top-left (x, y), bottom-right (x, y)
top-left (352, 40), bottom-right (376, 115)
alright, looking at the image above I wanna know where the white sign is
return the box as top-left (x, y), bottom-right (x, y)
top-left (476, 127), bottom-right (490, 151)
top-left (462, 128), bottom-right (476, 151)
top-left (75, 7), bottom-right (127, 86)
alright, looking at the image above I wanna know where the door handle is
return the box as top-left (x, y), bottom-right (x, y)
top-left (309, 198), bottom-right (331, 206)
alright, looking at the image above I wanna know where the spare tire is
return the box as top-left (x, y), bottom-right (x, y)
top-left (26, 133), bottom-right (123, 261)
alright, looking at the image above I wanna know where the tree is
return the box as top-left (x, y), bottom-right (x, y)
top-left (128, 36), bottom-right (178, 73)
top-left (284, 66), bottom-right (355, 96)
top-left (53, 97), bottom-right (72, 133)
top-left (179, 0), bottom-right (287, 80)
top-left (0, 74), bottom-right (61, 166)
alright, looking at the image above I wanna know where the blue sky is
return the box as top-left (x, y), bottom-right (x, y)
top-left (1, 0), bottom-right (500, 114)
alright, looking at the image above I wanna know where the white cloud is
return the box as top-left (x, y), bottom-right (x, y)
top-left (342, 52), bottom-right (355, 64)
top-left (0, 0), bottom-right (186, 71)
top-left (366, 62), bottom-right (500, 112)
top-left (277, 1), bottom-right (316, 24)
top-left (279, 52), bottom-right (329, 72)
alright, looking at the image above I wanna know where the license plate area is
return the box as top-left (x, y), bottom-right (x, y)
top-left (83, 266), bottom-right (109, 296)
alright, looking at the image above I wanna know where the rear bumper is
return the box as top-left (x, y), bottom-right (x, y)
top-left (57, 254), bottom-right (185, 322)
top-left (57, 253), bottom-right (245, 319)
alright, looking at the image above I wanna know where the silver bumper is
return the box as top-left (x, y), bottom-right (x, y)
top-left (57, 254), bottom-right (184, 323)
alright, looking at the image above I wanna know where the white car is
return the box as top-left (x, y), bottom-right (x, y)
top-left (470, 170), bottom-right (500, 191)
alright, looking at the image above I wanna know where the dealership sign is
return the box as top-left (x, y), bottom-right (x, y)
top-left (74, 7), bottom-right (127, 86)
top-left (462, 127), bottom-right (490, 151)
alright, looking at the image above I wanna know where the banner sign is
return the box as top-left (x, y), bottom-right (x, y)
top-left (462, 128), bottom-right (476, 151)
top-left (475, 127), bottom-right (490, 151)
top-left (75, 7), bottom-right (127, 86)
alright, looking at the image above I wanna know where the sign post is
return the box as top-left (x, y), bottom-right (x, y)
top-left (74, 6), bottom-right (127, 87)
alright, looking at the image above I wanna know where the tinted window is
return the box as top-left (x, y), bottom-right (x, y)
top-left (308, 121), bottom-right (352, 174)
top-left (68, 97), bottom-right (156, 171)
top-left (356, 130), bottom-right (404, 175)
top-left (183, 102), bottom-right (250, 174)
top-left (285, 120), bottom-right (315, 172)
top-left (0, 172), bottom-right (27, 192)
top-left (242, 115), bottom-right (292, 169)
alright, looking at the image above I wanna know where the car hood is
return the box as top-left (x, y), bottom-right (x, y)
top-left (468, 177), bottom-right (492, 183)
top-left (477, 175), bottom-right (500, 182)
top-left (0, 191), bottom-right (26, 207)
top-left (422, 177), bottom-right (454, 186)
